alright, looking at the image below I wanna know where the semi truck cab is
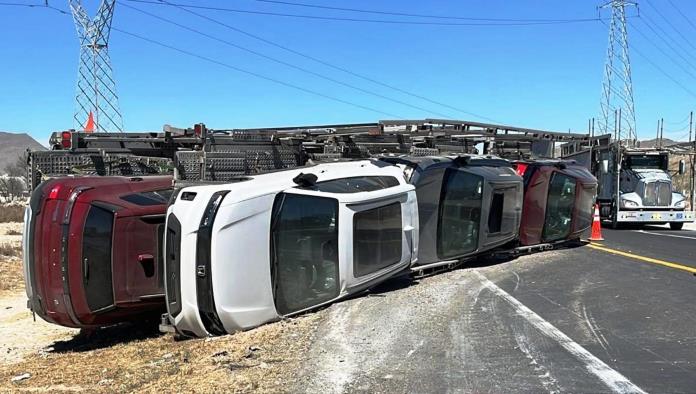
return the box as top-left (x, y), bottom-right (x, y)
top-left (598, 149), bottom-right (694, 229)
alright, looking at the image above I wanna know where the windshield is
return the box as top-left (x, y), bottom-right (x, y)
top-left (625, 154), bottom-right (668, 170)
top-left (271, 193), bottom-right (339, 315)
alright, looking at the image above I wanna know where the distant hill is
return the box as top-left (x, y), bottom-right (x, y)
top-left (0, 132), bottom-right (46, 174)
top-left (638, 138), bottom-right (678, 148)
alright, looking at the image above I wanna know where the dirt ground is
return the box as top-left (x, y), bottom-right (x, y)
top-left (0, 222), bottom-right (24, 295)
top-left (0, 221), bottom-right (322, 393)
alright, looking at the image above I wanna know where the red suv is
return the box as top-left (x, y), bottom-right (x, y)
top-left (24, 176), bottom-right (173, 328)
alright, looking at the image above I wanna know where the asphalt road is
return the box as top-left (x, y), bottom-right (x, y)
top-left (295, 226), bottom-right (696, 394)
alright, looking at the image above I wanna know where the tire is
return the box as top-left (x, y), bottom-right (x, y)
top-left (610, 205), bottom-right (619, 229)
top-left (669, 222), bottom-right (684, 230)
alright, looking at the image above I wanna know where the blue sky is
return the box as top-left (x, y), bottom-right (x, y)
top-left (1, 0), bottom-right (695, 144)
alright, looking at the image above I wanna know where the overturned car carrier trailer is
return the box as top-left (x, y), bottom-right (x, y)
top-left (24, 119), bottom-right (596, 332)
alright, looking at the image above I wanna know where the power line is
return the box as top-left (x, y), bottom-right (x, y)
top-left (643, 0), bottom-right (696, 53)
top-left (599, 19), bottom-right (696, 100)
top-left (665, 113), bottom-right (691, 126)
top-left (123, 0), bottom-right (605, 26)
top-left (255, 0), bottom-right (593, 23)
top-left (126, 0), bottom-right (499, 122)
top-left (666, 0), bottom-right (696, 35)
top-left (628, 19), bottom-right (696, 83)
top-left (119, 2), bottom-right (456, 118)
top-left (0, 2), bottom-right (44, 6)
top-left (639, 13), bottom-right (696, 71)
top-left (111, 27), bottom-right (404, 118)
top-left (23, 3), bottom-right (406, 119)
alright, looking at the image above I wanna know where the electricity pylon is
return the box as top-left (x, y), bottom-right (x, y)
top-left (69, 0), bottom-right (123, 132)
top-left (599, 0), bottom-right (638, 145)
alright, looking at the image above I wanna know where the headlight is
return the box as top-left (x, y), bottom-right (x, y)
top-left (675, 200), bottom-right (686, 208)
top-left (621, 199), bottom-right (639, 208)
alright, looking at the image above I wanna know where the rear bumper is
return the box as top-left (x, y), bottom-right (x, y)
top-left (616, 210), bottom-right (695, 223)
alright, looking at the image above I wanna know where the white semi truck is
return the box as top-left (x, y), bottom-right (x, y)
top-left (562, 135), bottom-right (694, 229)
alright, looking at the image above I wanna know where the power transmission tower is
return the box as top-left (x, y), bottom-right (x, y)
top-left (69, 0), bottom-right (123, 132)
top-left (599, 0), bottom-right (638, 145)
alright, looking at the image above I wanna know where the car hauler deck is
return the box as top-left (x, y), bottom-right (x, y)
top-left (380, 155), bottom-right (523, 272)
top-left (162, 160), bottom-right (417, 337)
top-left (514, 160), bottom-right (597, 246)
top-left (562, 136), bottom-right (694, 229)
top-left (24, 175), bottom-right (173, 328)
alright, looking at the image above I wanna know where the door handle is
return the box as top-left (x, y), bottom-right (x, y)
top-left (83, 258), bottom-right (89, 281)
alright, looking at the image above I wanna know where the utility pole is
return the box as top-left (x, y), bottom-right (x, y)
top-left (690, 111), bottom-right (695, 210)
top-left (599, 1), bottom-right (638, 145)
top-left (69, 0), bottom-right (123, 132)
top-left (660, 117), bottom-right (664, 149)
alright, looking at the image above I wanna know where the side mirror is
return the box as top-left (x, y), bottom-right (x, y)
top-left (601, 160), bottom-right (609, 174)
top-left (679, 160), bottom-right (686, 175)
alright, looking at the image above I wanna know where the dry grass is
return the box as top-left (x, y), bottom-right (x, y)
top-left (5, 229), bottom-right (21, 236)
top-left (0, 243), bottom-right (21, 258)
top-left (0, 254), bottom-right (24, 295)
top-left (0, 205), bottom-right (24, 223)
top-left (0, 314), bottom-right (320, 393)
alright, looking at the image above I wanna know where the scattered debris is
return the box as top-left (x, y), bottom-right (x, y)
top-left (11, 372), bottom-right (31, 382)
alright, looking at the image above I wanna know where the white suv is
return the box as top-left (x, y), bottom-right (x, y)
top-left (163, 160), bottom-right (418, 337)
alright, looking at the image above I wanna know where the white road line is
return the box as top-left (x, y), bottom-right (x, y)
top-left (636, 230), bottom-right (696, 240)
top-left (474, 271), bottom-right (646, 394)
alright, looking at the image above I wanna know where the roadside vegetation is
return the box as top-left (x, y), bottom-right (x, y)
top-left (0, 204), bottom-right (24, 223)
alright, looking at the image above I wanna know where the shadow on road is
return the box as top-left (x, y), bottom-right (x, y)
top-left (50, 318), bottom-right (163, 353)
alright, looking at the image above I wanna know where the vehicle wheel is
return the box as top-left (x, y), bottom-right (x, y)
top-left (610, 206), bottom-right (619, 229)
top-left (669, 222), bottom-right (684, 230)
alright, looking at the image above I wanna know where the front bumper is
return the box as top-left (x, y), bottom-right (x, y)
top-left (616, 210), bottom-right (695, 223)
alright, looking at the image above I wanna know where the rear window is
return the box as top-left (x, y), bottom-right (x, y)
top-left (121, 189), bottom-right (173, 206)
top-left (542, 173), bottom-right (577, 242)
top-left (302, 176), bottom-right (400, 193)
top-left (353, 202), bottom-right (403, 277)
top-left (82, 205), bottom-right (115, 312)
top-left (271, 193), bottom-right (339, 315)
top-left (438, 169), bottom-right (483, 259)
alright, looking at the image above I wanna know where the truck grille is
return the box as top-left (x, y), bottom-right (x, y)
top-left (643, 181), bottom-right (672, 207)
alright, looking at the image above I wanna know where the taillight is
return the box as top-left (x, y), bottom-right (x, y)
top-left (61, 131), bottom-right (72, 149)
top-left (47, 185), bottom-right (61, 200)
top-left (194, 123), bottom-right (205, 138)
top-left (62, 187), bottom-right (92, 224)
top-left (515, 163), bottom-right (529, 176)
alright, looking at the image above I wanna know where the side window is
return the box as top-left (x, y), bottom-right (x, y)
top-left (271, 193), bottom-right (339, 315)
top-left (437, 169), bottom-right (483, 259)
top-left (353, 202), bottom-right (403, 277)
top-left (302, 176), bottom-right (400, 194)
top-left (121, 189), bottom-right (174, 206)
top-left (542, 173), bottom-right (578, 242)
top-left (488, 192), bottom-right (504, 233)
